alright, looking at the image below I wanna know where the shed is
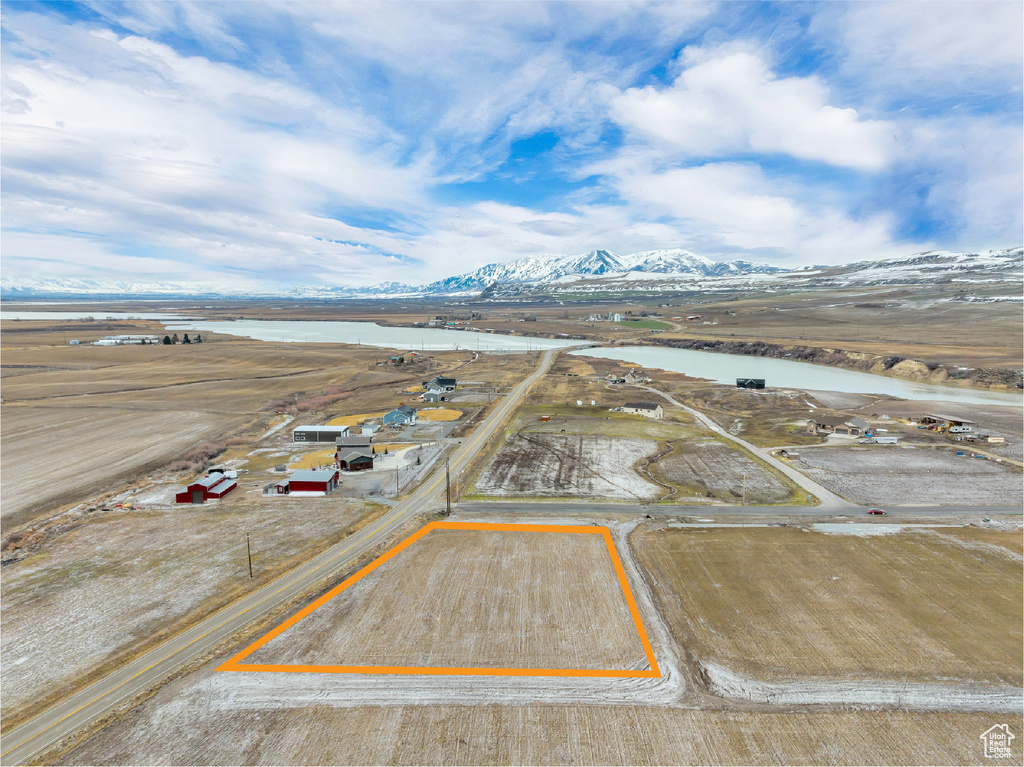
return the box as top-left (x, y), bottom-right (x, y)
top-left (278, 469), bottom-right (340, 496)
top-left (175, 474), bottom-right (237, 504)
top-left (421, 390), bottom-right (445, 403)
top-left (292, 424), bottom-right (351, 443)
top-left (338, 450), bottom-right (374, 472)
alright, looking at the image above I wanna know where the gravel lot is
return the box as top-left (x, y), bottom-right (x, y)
top-left (794, 446), bottom-right (1023, 506)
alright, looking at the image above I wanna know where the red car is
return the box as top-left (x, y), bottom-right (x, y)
top-left (867, 508), bottom-right (887, 515)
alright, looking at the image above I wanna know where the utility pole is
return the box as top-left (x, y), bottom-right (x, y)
top-left (445, 457), bottom-right (451, 515)
top-left (246, 533), bottom-right (253, 579)
top-left (741, 469), bottom-right (747, 506)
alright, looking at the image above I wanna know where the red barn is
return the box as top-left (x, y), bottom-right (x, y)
top-left (176, 474), bottom-right (237, 504)
top-left (273, 469), bottom-right (339, 496)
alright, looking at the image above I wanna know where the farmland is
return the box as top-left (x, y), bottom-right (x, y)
top-left (56, 699), bottom-right (1002, 765)
top-left (0, 407), bottom-right (242, 529)
top-left (0, 496), bottom-right (386, 728)
top-left (244, 526), bottom-right (649, 671)
top-left (473, 433), bottom-right (663, 500)
top-left (793, 446), bottom-right (1023, 506)
top-left (649, 438), bottom-right (797, 504)
top-left (631, 525), bottom-right (1023, 687)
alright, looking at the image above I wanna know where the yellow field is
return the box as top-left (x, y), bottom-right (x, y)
top-left (288, 449), bottom-right (336, 470)
top-left (327, 411), bottom-right (385, 427)
top-left (372, 443), bottom-right (413, 453)
top-left (416, 408), bottom-right (461, 421)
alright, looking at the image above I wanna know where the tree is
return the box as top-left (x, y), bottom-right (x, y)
top-left (171, 333), bottom-right (179, 344)
top-left (163, 335), bottom-right (172, 345)
top-left (182, 333), bottom-right (191, 344)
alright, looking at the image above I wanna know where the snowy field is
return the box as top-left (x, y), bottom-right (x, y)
top-left (474, 434), bottom-right (662, 500)
top-left (794, 446), bottom-right (1023, 506)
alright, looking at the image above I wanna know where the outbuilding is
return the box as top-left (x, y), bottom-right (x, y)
top-left (175, 474), bottom-right (237, 504)
top-left (622, 402), bottom-right (664, 420)
top-left (421, 390), bottom-right (445, 403)
top-left (383, 405), bottom-right (418, 426)
top-left (273, 469), bottom-right (340, 496)
top-left (292, 424), bottom-right (351, 443)
top-left (338, 450), bottom-right (374, 472)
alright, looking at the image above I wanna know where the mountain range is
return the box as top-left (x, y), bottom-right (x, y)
top-left (1, 247), bottom-right (1020, 300)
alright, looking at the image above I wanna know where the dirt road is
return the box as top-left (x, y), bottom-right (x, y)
top-left (640, 385), bottom-right (852, 507)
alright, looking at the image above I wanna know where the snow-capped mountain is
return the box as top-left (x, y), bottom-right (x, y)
top-left (1, 247), bottom-right (1019, 300)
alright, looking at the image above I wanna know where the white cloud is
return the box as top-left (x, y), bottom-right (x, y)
top-left (607, 162), bottom-right (917, 262)
top-left (819, 1), bottom-right (1023, 99)
top-left (612, 44), bottom-right (892, 170)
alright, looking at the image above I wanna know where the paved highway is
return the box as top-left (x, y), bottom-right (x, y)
top-left (456, 501), bottom-right (1020, 518)
top-left (0, 348), bottom-right (564, 766)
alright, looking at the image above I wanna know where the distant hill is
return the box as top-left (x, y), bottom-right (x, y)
top-left (2, 247), bottom-right (1020, 300)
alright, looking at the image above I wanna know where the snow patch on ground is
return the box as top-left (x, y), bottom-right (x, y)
top-left (701, 661), bottom-right (1023, 712)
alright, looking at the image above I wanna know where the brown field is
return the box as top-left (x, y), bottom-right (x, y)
top-left (472, 433), bottom-right (663, 500)
top-left (56, 695), bottom-right (1011, 765)
top-left (667, 386), bottom-right (830, 447)
top-left (632, 525), bottom-right (1023, 686)
top-left (0, 321), bottom-right (503, 528)
top-left (0, 496), bottom-right (386, 728)
top-left (0, 407), bottom-right (242, 528)
top-left (246, 527), bottom-right (648, 670)
top-left (655, 286), bottom-right (1024, 370)
top-left (650, 438), bottom-right (797, 504)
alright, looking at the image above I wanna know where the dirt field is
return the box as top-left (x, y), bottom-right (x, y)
top-left (650, 438), bottom-right (797, 504)
top-left (245, 527), bottom-right (648, 671)
top-left (632, 525), bottom-right (1023, 687)
top-left (55, 694), bottom-right (1010, 765)
top-left (0, 497), bottom-right (385, 728)
top-left (0, 407), bottom-right (243, 528)
top-left (793, 446), bottom-right (1023, 506)
top-left (472, 433), bottom-right (663, 500)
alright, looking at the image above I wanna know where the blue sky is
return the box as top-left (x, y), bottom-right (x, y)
top-left (1, 1), bottom-right (1021, 288)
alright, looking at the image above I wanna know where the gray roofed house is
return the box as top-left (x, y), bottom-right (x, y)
top-left (383, 404), bottom-right (418, 426)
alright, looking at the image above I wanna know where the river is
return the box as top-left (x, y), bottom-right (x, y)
top-left (573, 346), bottom-right (1023, 407)
top-left (162, 319), bottom-right (574, 352)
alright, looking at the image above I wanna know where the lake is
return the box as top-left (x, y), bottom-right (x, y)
top-left (573, 346), bottom-right (1023, 407)
top-left (163, 319), bottom-right (575, 352)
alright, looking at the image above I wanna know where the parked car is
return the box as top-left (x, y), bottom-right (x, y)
top-left (867, 508), bottom-right (887, 516)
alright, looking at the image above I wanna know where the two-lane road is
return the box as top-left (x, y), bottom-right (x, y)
top-left (0, 348), bottom-right (564, 766)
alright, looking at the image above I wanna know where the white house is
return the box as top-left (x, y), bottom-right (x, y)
top-left (622, 401), bottom-right (664, 420)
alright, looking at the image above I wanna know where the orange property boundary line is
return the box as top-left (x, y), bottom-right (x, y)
top-left (219, 521), bottom-right (661, 678)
